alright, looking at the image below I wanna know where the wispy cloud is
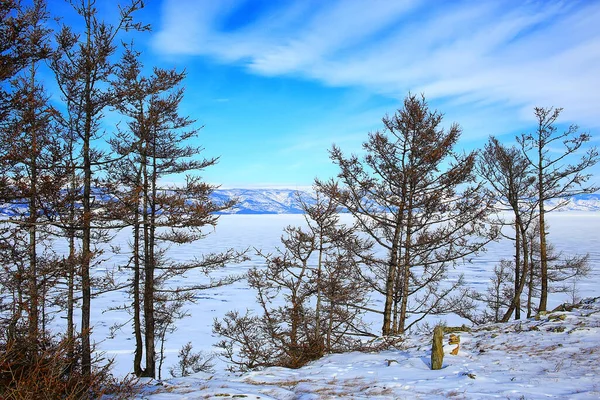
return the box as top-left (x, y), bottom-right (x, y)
top-left (154, 0), bottom-right (600, 129)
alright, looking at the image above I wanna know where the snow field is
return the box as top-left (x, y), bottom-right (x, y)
top-left (140, 298), bottom-right (600, 399)
top-left (40, 212), bottom-right (599, 397)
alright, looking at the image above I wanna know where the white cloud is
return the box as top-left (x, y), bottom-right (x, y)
top-left (154, 0), bottom-right (600, 129)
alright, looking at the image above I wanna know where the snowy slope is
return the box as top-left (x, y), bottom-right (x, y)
top-left (138, 297), bottom-right (600, 399)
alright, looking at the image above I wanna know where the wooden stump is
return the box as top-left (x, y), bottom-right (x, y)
top-left (431, 325), bottom-right (444, 370)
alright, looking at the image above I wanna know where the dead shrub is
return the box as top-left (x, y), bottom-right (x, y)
top-left (0, 334), bottom-right (137, 400)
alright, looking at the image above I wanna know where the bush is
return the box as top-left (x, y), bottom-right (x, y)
top-left (169, 342), bottom-right (215, 377)
top-left (0, 334), bottom-right (137, 400)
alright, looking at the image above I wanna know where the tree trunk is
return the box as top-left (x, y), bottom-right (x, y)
top-left (431, 325), bottom-right (444, 370)
top-left (133, 217), bottom-right (143, 376)
top-left (382, 245), bottom-right (398, 336)
top-left (398, 196), bottom-right (413, 334)
top-left (537, 133), bottom-right (548, 313)
top-left (392, 271), bottom-right (400, 334)
top-left (538, 202), bottom-right (548, 312)
top-left (66, 150), bottom-right (77, 363)
top-left (514, 222), bottom-right (521, 320)
top-left (67, 233), bottom-right (75, 359)
top-left (80, 1), bottom-right (94, 374)
top-left (315, 231), bottom-right (323, 342)
top-left (383, 213), bottom-right (404, 336)
top-left (501, 224), bottom-right (529, 322)
top-left (527, 238), bottom-right (535, 318)
top-left (141, 138), bottom-right (155, 378)
top-left (27, 70), bottom-right (39, 343)
top-left (81, 130), bottom-right (92, 375)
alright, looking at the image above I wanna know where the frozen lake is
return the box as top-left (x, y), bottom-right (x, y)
top-left (50, 212), bottom-right (600, 377)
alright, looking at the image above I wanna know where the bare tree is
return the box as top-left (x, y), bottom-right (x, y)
top-left (300, 189), bottom-right (373, 348)
top-left (317, 94), bottom-right (495, 335)
top-left (0, 0), bottom-right (67, 346)
top-left (214, 190), bottom-right (371, 372)
top-left (169, 342), bottom-right (215, 378)
top-left (518, 107), bottom-right (598, 312)
top-left (50, 0), bottom-right (148, 375)
top-left (108, 45), bottom-right (245, 378)
top-left (478, 137), bottom-right (537, 321)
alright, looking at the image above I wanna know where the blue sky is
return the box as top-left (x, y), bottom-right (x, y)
top-left (51, 0), bottom-right (600, 188)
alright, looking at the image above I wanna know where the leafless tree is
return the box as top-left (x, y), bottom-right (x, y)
top-left (50, 0), bottom-right (148, 375)
top-left (478, 137), bottom-right (537, 321)
top-left (317, 94), bottom-right (496, 335)
top-left (107, 45), bottom-right (245, 378)
top-left (214, 189), bottom-right (371, 372)
top-left (518, 107), bottom-right (598, 312)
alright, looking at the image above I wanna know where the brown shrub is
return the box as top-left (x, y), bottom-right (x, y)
top-left (0, 335), bottom-right (137, 400)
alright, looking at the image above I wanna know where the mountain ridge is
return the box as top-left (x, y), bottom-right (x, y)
top-left (213, 189), bottom-right (600, 214)
top-left (1, 189), bottom-right (599, 216)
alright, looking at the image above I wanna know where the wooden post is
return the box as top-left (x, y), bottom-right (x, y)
top-left (431, 325), bottom-right (444, 370)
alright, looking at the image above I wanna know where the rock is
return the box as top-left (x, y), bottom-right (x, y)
top-left (450, 345), bottom-right (460, 355)
top-left (552, 303), bottom-right (575, 312)
top-left (448, 334), bottom-right (460, 345)
top-left (548, 313), bottom-right (567, 321)
top-left (443, 325), bottom-right (472, 333)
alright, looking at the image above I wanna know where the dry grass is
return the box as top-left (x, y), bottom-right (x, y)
top-left (0, 336), bottom-right (137, 400)
top-left (243, 377), bottom-right (311, 388)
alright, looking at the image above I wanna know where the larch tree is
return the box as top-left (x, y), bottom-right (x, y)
top-left (317, 94), bottom-right (495, 335)
top-left (300, 189), bottom-right (373, 349)
top-left (214, 187), bottom-right (371, 372)
top-left (50, 0), bottom-right (147, 375)
top-left (518, 107), bottom-right (598, 312)
top-left (0, 0), bottom-right (66, 345)
top-left (108, 45), bottom-right (244, 378)
top-left (478, 137), bottom-right (536, 321)
top-left (0, 0), bottom-right (31, 122)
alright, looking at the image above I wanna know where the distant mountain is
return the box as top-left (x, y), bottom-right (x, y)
top-left (2, 190), bottom-right (599, 216)
top-left (212, 188), bottom-right (315, 214)
top-left (545, 193), bottom-right (600, 212)
top-left (212, 190), bottom-right (600, 214)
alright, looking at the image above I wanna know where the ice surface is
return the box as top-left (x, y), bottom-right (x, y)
top-left (34, 212), bottom-right (600, 397)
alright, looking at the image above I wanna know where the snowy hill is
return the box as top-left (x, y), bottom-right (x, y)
top-left (1, 191), bottom-right (599, 216)
top-left (212, 188), bottom-right (315, 214)
top-left (546, 193), bottom-right (600, 212)
top-left (211, 190), bottom-right (600, 215)
top-left (138, 297), bottom-right (600, 399)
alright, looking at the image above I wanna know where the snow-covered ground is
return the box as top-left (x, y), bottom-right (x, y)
top-left (138, 297), bottom-right (600, 399)
top-left (46, 212), bottom-right (599, 397)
